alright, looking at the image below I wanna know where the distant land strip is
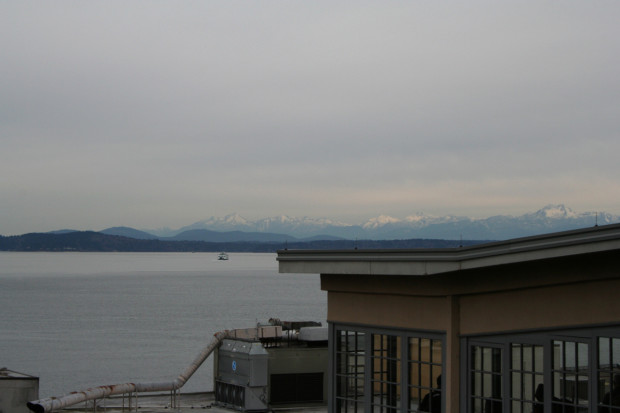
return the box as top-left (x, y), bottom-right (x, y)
top-left (0, 231), bottom-right (485, 252)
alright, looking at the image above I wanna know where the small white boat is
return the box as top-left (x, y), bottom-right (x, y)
top-left (217, 252), bottom-right (229, 261)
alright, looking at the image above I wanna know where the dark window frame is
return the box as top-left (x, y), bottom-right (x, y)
top-left (462, 325), bottom-right (620, 413)
top-left (330, 322), bottom-right (446, 413)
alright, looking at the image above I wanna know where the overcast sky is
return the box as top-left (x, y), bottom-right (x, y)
top-left (1, 1), bottom-right (619, 235)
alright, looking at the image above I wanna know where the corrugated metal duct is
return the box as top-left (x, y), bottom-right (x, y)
top-left (26, 330), bottom-right (230, 413)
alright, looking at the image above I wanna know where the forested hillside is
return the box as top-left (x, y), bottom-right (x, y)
top-left (0, 231), bottom-right (481, 252)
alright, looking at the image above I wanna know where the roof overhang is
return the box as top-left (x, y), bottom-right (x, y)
top-left (277, 224), bottom-right (620, 276)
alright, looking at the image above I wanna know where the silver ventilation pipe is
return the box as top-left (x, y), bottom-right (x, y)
top-left (27, 330), bottom-right (230, 413)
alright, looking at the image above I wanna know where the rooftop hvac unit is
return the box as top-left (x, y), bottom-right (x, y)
top-left (0, 368), bottom-right (39, 413)
top-left (214, 322), bottom-right (328, 412)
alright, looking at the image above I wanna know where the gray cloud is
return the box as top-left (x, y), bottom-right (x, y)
top-left (1, 1), bottom-right (619, 234)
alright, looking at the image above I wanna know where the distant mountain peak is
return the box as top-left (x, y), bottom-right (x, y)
top-left (363, 215), bottom-right (401, 229)
top-left (257, 215), bottom-right (348, 228)
top-left (100, 227), bottom-right (158, 240)
top-left (263, 215), bottom-right (295, 223)
top-left (403, 212), bottom-right (430, 222)
top-left (221, 212), bottom-right (249, 225)
top-left (402, 212), bottom-right (467, 226)
top-left (137, 205), bottom-right (619, 241)
top-left (183, 213), bottom-right (251, 231)
top-left (534, 204), bottom-right (578, 219)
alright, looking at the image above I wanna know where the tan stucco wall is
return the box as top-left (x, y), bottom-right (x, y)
top-left (324, 273), bottom-right (620, 336)
top-left (327, 291), bottom-right (450, 331)
top-left (460, 277), bottom-right (620, 335)
top-left (322, 252), bottom-right (620, 333)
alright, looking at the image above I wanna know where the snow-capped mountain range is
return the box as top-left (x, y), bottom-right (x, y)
top-left (146, 205), bottom-right (619, 241)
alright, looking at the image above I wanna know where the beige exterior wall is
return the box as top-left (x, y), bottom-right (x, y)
top-left (460, 277), bottom-right (620, 335)
top-left (322, 252), bottom-right (620, 335)
top-left (327, 291), bottom-right (450, 331)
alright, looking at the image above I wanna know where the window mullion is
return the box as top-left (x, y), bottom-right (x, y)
top-left (401, 333), bottom-right (409, 413)
top-left (502, 344), bottom-right (509, 413)
top-left (365, 330), bottom-right (372, 411)
top-left (591, 337), bottom-right (597, 413)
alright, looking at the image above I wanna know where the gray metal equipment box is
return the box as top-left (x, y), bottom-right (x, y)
top-left (0, 368), bottom-right (39, 413)
top-left (216, 340), bottom-right (270, 411)
top-left (214, 323), bottom-right (328, 412)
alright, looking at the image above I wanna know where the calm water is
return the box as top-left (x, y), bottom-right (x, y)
top-left (0, 252), bottom-right (326, 398)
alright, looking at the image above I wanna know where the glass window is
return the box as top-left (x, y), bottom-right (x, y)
top-left (372, 334), bottom-right (402, 413)
top-left (598, 337), bottom-right (620, 413)
top-left (510, 344), bottom-right (544, 413)
top-left (333, 326), bottom-right (443, 413)
top-left (408, 337), bottom-right (442, 413)
top-left (464, 327), bottom-right (620, 413)
top-left (471, 345), bottom-right (502, 413)
top-left (336, 330), bottom-right (366, 413)
top-left (551, 340), bottom-right (590, 413)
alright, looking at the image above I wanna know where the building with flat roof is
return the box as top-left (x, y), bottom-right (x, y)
top-left (0, 368), bottom-right (39, 413)
top-left (277, 223), bottom-right (620, 413)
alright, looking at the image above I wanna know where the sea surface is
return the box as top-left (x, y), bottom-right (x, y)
top-left (0, 252), bottom-right (326, 398)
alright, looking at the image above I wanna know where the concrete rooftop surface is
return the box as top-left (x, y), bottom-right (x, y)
top-left (57, 392), bottom-right (326, 413)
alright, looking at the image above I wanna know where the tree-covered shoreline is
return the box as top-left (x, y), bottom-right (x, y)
top-left (0, 231), bottom-right (479, 252)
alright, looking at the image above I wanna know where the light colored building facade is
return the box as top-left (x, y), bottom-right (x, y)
top-left (277, 223), bottom-right (620, 413)
top-left (0, 368), bottom-right (39, 413)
